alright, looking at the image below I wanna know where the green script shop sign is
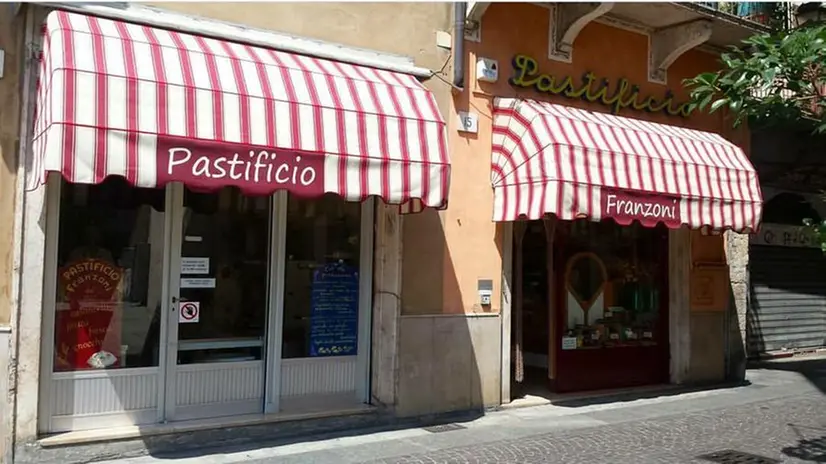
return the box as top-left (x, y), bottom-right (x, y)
top-left (509, 54), bottom-right (692, 118)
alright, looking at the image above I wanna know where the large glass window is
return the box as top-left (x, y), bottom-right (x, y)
top-left (282, 194), bottom-right (362, 359)
top-left (558, 220), bottom-right (667, 350)
top-left (54, 178), bottom-right (166, 371)
top-left (176, 188), bottom-right (271, 364)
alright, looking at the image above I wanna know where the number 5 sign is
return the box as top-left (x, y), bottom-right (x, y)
top-left (178, 301), bottom-right (200, 323)
top-left (457, 111), bottom-right (479, 134)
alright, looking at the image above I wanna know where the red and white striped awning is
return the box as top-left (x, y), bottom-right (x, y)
top-left (491, 98), bottom-right (763, 232)
top-left (31, 10), bottom-right (450, 214)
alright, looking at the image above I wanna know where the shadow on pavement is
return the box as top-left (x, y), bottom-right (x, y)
top-left (783, 424), bottom-right (826, 463)
top-left (133, 409), bottom-right (485, 461)
top-left (749, 355), bottom-right (826, 394)
top-left (547, 380), bottom-right (751, 409)
top-left (759, 357), bottom-right (826, 462)
top-left (139, 356), bottom-right (826, 460)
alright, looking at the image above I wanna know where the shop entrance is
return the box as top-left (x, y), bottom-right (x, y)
top-left (163, 185), bottom-right (272, 421)
top-left (42, 176), bottom-right (373, 432)
top-left (512, 218), bottom-right (670, 398)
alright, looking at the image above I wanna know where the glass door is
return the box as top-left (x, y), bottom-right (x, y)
top-left (164, 185), bottom-right (272, 421)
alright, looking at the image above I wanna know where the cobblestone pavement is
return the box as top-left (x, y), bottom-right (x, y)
top-left (369, 392), bottom-right (826, 464)
top-left (99, 359), bottom-right (826, 464)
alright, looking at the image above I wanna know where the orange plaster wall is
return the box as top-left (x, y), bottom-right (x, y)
top-left (402, 2), bottom-right (742, 315)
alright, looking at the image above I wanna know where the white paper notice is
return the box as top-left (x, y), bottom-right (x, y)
top-left (178, 301), bottom-right (200, 323)
top-left (561, 337), bottom-right (577, 350)
top-left (184, 236), bottom-right (203, 242)
top-left (180, 278), bottom-right (216, 289)
top-left (181, 257), bottom-right (210, 275)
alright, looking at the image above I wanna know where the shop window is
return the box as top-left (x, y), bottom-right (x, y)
top-left (559, 220), bottom-right (667, 350)
top-left (54, 177), bottom-right (166, 372)
top-left (282, 194), bottom-right (362, 359)
top-left (176, 188), bottom-right (271, 364)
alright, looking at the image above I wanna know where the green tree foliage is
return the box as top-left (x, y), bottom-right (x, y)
top-left (684, 24), bottom-right (826, 134)
top-left (684, 24), bottom-right (826, 247)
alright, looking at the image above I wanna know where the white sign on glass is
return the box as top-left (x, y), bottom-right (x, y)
top-left (181, 257), bottom-right (210, 275)
top-left (178, 301), bottom-right (200, 323)
top-left (180, 277), bottom-right (216, 289)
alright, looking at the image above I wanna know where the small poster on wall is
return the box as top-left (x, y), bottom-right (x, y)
top-left (309, 261), bottom-right (359, 357)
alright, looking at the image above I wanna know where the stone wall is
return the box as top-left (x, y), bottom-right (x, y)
top-left (725, 231), bottom-right (750, 382)
top-left (396, 314), bottom-right (500, 416)
top-left (0, 6), bottom-right (25, 463)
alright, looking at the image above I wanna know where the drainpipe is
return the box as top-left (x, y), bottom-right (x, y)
top-left (453, 2), bottom-right (466, 89)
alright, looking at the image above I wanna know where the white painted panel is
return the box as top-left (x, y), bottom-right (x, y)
top-left (176, 361), bottom-right (264, 406)
top-left (280, 357), bottom-right (357, 397)
top-left (50, 369), bottom-right (158, 416)
top-left (50, 409), bottom-right (158, 433)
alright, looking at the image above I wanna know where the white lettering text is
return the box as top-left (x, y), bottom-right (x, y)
top-left (166, 148), bottom-right (319, 187)
top-left (167, 148), bottom-right (192, 174)
top-left (605, 194), bottom-right (677, 220)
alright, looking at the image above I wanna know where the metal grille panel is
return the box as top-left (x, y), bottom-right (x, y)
top-left (698, 449), bottom-right (781, 464)
top-left (749, 245), bottom-right (826, 356)
top-left (422, 423), bottom-right (467, 433)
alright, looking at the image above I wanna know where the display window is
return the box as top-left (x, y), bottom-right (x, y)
top-left (557, 220), bottom-right (668, 351)
top-left (46, 177), bottom-right (374, 428)
top-left (54, 177), bottom-right (166, 371)
top-left (282, 194), bottom-right (363, 359)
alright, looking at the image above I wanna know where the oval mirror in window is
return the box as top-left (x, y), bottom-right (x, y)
top-left (565, 252), bottom-right (607, 312)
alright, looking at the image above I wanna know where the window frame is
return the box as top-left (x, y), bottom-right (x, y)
top-left (38, 176), bottom-right (376, 428)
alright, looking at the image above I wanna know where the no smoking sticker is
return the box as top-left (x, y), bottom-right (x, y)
top-left (178, 301), bottom-right (200, 323)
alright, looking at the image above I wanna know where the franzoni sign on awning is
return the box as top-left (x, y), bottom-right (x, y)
top-left (30, 10), bottom-right (451, 214)
top-left (491, 98), bottom-right (763, 232)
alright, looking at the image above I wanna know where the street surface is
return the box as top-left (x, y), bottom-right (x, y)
top-left (104, 356), bottom-right (826, 464)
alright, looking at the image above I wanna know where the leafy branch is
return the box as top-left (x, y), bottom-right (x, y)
top-left (683, 24), bottom-right (826, 134)
top-left (684, 22), bottom-right (826, 244)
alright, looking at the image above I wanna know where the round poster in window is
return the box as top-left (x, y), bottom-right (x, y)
top-left (55, 259), bottom-right (123, 371)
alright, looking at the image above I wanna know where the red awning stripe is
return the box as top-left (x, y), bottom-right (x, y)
top-left (491, 98), bottom-right (763, 232)
top-left (30, 10), bottom-right (450, 214)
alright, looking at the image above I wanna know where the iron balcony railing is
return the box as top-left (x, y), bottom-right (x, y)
top-left (695, 2), bottom-right (796, 30)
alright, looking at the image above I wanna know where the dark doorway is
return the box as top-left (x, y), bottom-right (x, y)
top-left (512, 219), bottom-right (670, 396)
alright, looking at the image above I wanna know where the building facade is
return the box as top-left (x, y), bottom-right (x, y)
top-left (429, 1), bottom-right (767, 405)
top-left (0, 2), bottom-right (775, 463)
top-left (2, 2), bottom-right (456, 462)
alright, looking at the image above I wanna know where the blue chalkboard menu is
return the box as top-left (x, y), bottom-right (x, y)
top-left (309, 261), bottom-right (359, 357)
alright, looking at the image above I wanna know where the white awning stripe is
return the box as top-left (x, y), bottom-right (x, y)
top-left (30, 10), bottom-right (450, 214)
top-left (491, 98), bottom-right (763, 232)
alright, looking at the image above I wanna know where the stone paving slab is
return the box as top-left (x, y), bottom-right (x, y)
top-left (368, 394), bottom-right (826, 464)
top-left (95, 363), bottom-right (826, 464)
